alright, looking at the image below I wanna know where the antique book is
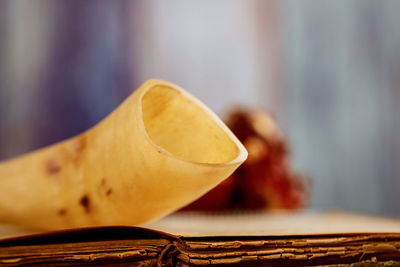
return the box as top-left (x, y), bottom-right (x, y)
top-left (1, 211), bottom-right (400, 266)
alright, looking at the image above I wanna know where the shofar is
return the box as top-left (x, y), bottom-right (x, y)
top-left (0, 79), bottom-right (247, 231)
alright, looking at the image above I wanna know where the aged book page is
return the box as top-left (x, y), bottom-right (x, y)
top-left (146, 211), bottom-right (400, 236)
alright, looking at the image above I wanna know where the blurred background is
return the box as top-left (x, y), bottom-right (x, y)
top-left (0, 0), bottom-right (399, 217)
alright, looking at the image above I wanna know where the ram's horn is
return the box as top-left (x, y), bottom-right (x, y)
top-left (0, 79), bottom-right (247, 230)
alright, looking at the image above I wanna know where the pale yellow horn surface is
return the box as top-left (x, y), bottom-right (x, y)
top-left (0, 79), bottom-right (247, 230)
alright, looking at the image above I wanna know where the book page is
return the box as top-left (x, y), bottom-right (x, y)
top-left (146, 210), bottom-right (400, 236)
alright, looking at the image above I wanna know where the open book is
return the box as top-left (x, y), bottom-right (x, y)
top-left (1, 211), bottom-right (400, 266)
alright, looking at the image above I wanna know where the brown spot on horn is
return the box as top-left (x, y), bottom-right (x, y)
top-left (58, 209), bottom-right (67, 216)
top-left (80, 195), bottom-right (91, 213)
top-left (106, 188), bottom-right (113, 196)
top-left (46, 159), bottom-right (61, 174)
top-left (74, 135), bottom-right (87, 154)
